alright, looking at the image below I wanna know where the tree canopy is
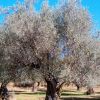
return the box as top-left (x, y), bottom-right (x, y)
top-left (0, 1), bottom-right (100, 99)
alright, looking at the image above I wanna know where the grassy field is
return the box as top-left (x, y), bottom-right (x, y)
top-left (9, 90), bottom-right (100, 100)
top-left (7, 83), bottom-right (100, 100)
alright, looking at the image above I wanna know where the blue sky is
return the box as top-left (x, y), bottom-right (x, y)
top-left (0, 0), bottom-right (100, 32)
top-left (82, 0), bottom-right (100, 31)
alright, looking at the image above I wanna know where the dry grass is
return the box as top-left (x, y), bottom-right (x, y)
top-left (16, 94), bottom-right (44, 100)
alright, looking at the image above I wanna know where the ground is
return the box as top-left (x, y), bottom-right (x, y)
top-left (9, 90), bottom-right (100, 100)
top-left (2, 82), bottom-right (100, 100)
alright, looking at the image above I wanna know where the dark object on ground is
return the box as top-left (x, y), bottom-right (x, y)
top-left (86, 88), bottom-right (94, 95)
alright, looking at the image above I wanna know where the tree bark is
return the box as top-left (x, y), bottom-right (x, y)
top-left (45, 78), bottom-right (59, 100)
top-left (73, 81), bottom-right (80, 91)
top-left (37, 82), bottom-right (40, 87)
top-left (86, 87), bottom-right (94, 95)
top-left (56, 82), bottom-right (65, 98)
top-left (75, 83), bottom-right (80, 91)
top-left (32, 82), bottom-right (38, 92)
top-left (0, 83), bottom-right (9, 100)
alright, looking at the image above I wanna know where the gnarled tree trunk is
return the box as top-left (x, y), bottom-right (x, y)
top-left (32, 82), bottom-right (40, 92)
top-left (73, 81), bottom-right (80, 91)
top-left (75, 83), bottom-right (80, 91)
top-left (45, 78), bottom-right (59, 100)
top-left (0, 83), bottom-right (9, 100)
top-left (56, 82), bottom-right (65, 98)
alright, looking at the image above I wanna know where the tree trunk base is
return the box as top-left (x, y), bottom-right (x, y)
top-left (0, 84), bottom-right (9, 100)
top-left (45, 95), bottom-right (58, 100)
top-left (86, 88), bottom-right (94, 95)
top-left (45, 77), bottom-right (59, 100)
top-left (76, 85), bottom-right (80, 91)
top-left (32, 82), bottom-right (38, 92)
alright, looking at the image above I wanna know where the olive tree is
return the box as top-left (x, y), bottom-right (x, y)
top-left (0, 0), bottom-right (100, 100)
top-left (0, 0), bottom-right (58, 99)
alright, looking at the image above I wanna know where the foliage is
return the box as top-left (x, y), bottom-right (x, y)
top-left (0, 0), bottom-right (99, 89)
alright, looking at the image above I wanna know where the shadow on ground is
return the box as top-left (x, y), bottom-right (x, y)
top-left (61, 97), bottom-right (100, 100)
top-left (10, 91), bottom-right (45, 95)
top-left (9, 90), bottom-right (100, 100)
top-left (61, 92), bottom-right (83, 96)
top-left (62, 90), bottom-right (77, 92)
